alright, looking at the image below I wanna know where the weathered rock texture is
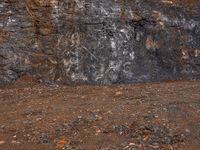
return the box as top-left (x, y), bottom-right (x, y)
top-left (0, 0), bottom-right (200, 85)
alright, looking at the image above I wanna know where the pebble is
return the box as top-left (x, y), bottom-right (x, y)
top-left (115, 91), bottom-right (123, 96)
top-left (11, 140), bottom-right (20, 144)
top-left (0, 125), bottom-right (5, 129)
top-left (163, 108), bottom-right (167, 111)
top-left (0, 141), bottom-right (5, 145)
top-left (95, 115), bottom-right (102, 120)
top-left (150, 145), bottom-right (160, 149)
top-left (96, 129), bottom-right (101, 133)
top-left (36, 118), bottom-right (42, 121)
top-left (107, 111), bottom-right (112, 114)
top-left (129, 143), bottom-right (136, 146)
top-left (155, 115), bottom-right (159, 118)
top-left (23, 120), bottom-right (33, 126)
top-left (78, 116), bottom-right (82, 119)
top-left (185, 129), bottom-right (190, 133)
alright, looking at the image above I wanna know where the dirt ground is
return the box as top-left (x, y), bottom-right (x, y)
top-left (0, 77), bottom-right (200, 150)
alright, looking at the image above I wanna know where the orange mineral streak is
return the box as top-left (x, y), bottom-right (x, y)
top-left (0, 30), bottom-right (10, 44)
top-left (172, 0), bottom-right (199, 8)
top-left (57, 140), bottom-right (68, 145)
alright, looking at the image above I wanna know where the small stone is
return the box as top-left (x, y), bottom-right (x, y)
top-left (107, 111), bottom-right (112, 114)
top-left (163, 108), bottom-right (167, 111)
top-left (136, 32), bottom-right (141, 41)
top-left (96, 129), bottom-right (101, 133)
top-left (150, 143), bottom-right (160, 149)
top-left (11, 140), bottom-right (20, 144)
top-left (23, 120), bottom-right (33, 126)
top-left (115, 91), bottom-right (123, 96)
top-left (36, 118), bottom-right (42, 121)
top-left (95, 115), bottom-right (102, 120)
top-left (129, 143), bottom-right (135, 146)
top-left (78, 116), bottom-right (82, 119)
top-left (155, 115), bottom-right (159, 118)
top-left (0, 141), bottom-right (5, 145)
top-left (151, 145), bottom-right (160, 149)
top-left (185, 129), bottom-right (190, 133)
top-left (0, 125), bottom-right (5, 129)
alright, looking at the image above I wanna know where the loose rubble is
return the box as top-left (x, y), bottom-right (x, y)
top-left (0, 79), bottom-right (199, 149)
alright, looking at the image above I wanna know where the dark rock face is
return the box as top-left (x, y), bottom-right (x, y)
top-left (0, 0), bottom-right (200, 85)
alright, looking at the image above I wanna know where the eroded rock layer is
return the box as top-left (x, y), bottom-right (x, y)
top-left (0, 0), bottom-right (200, 85)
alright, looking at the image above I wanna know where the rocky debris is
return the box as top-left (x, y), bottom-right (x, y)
top-left (0, 80), bottom-right (200, 149)
top-left (128, 124), bottom-right (185, 146)
top-left (37, 132), bottom-right (51, 144)
top-left (0, 0), bottom-right (200, 85)
top-left (112, 124), bottom-right (129, 135)
top-left (101, 122), bottom-right (186, 149)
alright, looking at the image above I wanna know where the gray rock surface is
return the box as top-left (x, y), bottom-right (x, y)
top-left (0, 0), bottom-right (200, 85)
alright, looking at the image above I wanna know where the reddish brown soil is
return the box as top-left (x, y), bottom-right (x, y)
top-left (0, 78), bottom-right (200, 150)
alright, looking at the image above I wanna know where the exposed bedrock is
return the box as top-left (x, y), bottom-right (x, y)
top-left (0, 0), bottom-right (200, 85)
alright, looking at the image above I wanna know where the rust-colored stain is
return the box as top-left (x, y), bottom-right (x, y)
top-left (145, 35), bottom-right (160, 50)
top-left (26, 0), bottom-right (54, 37)
top-left (0, 30), bottom-right (10, 45)
top-left (119, 0), bottom-right (128, 22)
top-left (172, 0), bottom-right (199, 8)
top-left (28, 0), bottom-right (51, 7)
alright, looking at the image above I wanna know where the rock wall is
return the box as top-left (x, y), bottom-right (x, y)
top-left (0, 0), bottom-right (200, 85)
